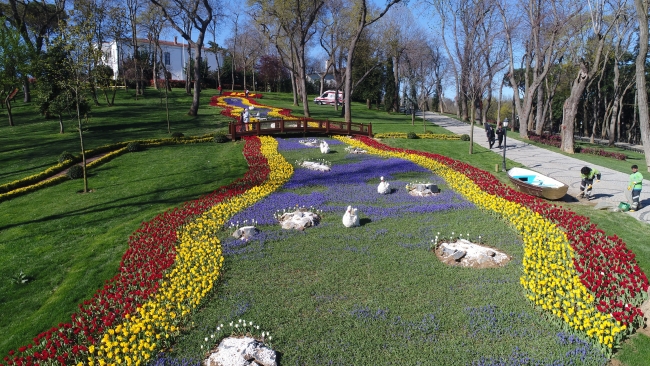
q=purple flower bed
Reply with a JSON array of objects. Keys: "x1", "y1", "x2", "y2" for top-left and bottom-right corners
[
  {"x1": 276, "y1": 137, "x2": 344, "y2": 151},
  {"x1": 226, "y1": 153, "x2": 474, "y2": 227}
]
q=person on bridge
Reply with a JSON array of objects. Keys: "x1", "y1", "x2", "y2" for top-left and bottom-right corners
[
  {"x1": 628, "y1": 164, "x2": 643, "y2": 211},
  {"x1": 240, "y1": 107, "x2": 250, "y2": 132},
  {"x1": 579, "y1": 166, "x2": 601, "y2": 200}
]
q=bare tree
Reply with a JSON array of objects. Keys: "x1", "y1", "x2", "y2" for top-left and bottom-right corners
[
  {"x1": 149, "y1": 0, "x2": 215, "y2": 116},
  {"x1": 340, "y1": 0, "x2": 402, "y2": 123},
  {"x1": 126, "y1": 0, "x2": 143, "y2": 97},
  {"x1": 249, "y1": 0, "x2": 326, "y2": 117},
  {"x1": 604, "y1": 1, "x2": 635, "y2": 145},
  {"x1": 141, "y1": 2, "x2": 169, "y2": 90},
  {"x1": 560, "y1": 0, "x2": 617, "y2": 153},
  {"x1": 498, "y1": 0, "x2": 576, "y2": 140}
]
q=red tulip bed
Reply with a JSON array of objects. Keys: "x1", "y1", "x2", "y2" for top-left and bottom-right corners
[{"x1": 1, "y1": 137, "x2": 271, "y2": 366}]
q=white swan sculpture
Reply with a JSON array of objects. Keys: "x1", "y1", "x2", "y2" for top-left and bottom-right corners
[
  {"x1": 342, "y1": 205, "x2": 360, "y2": 227},
  {"x1": 320, "y1": 140, "x2": 330, "y2": 154},
  {"x1": 377, "y1": 176, "x2": 390, "y2": 194}
]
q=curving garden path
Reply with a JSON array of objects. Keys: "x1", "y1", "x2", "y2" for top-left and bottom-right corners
[{"x1": 422, "y1": 111, "x2": 650, "y2": 224}]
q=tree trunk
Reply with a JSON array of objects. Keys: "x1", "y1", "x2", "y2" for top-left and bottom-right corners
[
  {"x1": 186, "y1": 44, "x2": 192, "y2": 94},
  {"x1": 634, "y1": 0, "x2": 650, "y2": 170},
  {"x1": 469, "y1": 99, "x2": 475, "y2": 154},
  {"x1": 76, "y1": 88, "x2": 88, "y2": 193},
  {"x1": 560, "y1": 64, "x2": 589, "y2": 153},
  {"x1": 5, "y1": 96, "x2": 14, "y2": 126},
  {"x1": 59, "y1": 114, "x2": 64, "y2": 133},
  {"x1": 23, "y1": 78, "x2": 31, "y2": 102}
]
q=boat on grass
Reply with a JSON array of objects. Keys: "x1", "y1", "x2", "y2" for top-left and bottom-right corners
[{"x1": 507, "y1": 167, "x2": 568, "y2": 200}]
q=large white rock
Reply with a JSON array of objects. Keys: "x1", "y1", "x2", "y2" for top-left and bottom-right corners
[
  {"x1": 278, "y1": 210, "x2": 321, "y2": 230},
  {"x1": 232, "y1": 226, "x2": 258, "y2": 240},
  {"x1": 204, "y1": 336, "x2": 277, "y2": 366}
]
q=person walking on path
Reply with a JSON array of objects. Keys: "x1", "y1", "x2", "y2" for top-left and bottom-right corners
[
  {"x1": 487, "y1": 125, "x2": 496, "y2": 149},
  {"x1": 579, "y1": 166, "x2": 601, "y2": 200},
  {"x1": 628, "y1": 164, "x2": 643, "y2": 211},
  {"x1": 496, "y1": 122, "x2": 505, "y2": 148}
]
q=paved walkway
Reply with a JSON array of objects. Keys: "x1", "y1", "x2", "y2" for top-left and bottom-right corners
[{"x1": 421, "y1": 112, "x2": 650, "y2": 224}]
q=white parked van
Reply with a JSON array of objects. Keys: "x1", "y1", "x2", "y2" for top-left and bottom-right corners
[{"x1": 314, "y1": 90, "x2": 344, "y2": 105}]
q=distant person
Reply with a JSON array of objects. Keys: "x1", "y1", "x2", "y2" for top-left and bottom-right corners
[
  {"x1": 240, "y1": 107, "x2": 250, "y2": 132},
  {"x1": 245, "y1": 89, "x2": 249, "y2": 97},
  {"x1": 218, "y1": 85, "x2": 222, "y2": 95},
  {"x1": 496, "y1": 122, "x2": 505, "y2": 148},
  {"x1": 628, "y1": 164, "x2": 643, "y2": 211},
  {"x1": 579, "y1": 166, "x2": 601, "y2": 200},
  {"x1": 487, "y1": 124, "x2": 495, "y2": 149}
]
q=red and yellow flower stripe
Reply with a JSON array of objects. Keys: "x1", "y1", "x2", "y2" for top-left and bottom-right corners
[
  {"x1": 89, "y1": 136, "x2": 292, "y2": 365},
  {"x1": 2, "y1": 136, "x2": 292, "y2": 366},
  {"x1": 336, "y1": 135, "x2": 648, "y2": 355}
]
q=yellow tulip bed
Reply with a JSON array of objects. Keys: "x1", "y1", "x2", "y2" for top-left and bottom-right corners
[
  {"x1": 335, "y1": 135, "x2": 648, "y2": 356},
  {"x1": 373, "y1": 132, "x2": 461, "y2": 140}
]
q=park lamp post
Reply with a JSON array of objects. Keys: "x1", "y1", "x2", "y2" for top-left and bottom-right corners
[{"x1": 502, "y1": 118, "x2": 509, "y2": 172}]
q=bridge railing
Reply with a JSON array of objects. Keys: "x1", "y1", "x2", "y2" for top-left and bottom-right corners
[{"x1": 228, "y1": 118, "x2": 372, "y2": 140}]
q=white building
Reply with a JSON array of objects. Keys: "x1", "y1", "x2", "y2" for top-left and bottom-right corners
[{"x1": 101, "y1": 37, "x2": 222, "y2": 82}]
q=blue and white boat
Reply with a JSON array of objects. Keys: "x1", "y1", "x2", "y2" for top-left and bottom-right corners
[{"x1": 507, "y1": 167, "x2": 568, "y2": 200}]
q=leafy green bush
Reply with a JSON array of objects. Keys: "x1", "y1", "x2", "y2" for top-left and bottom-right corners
[
  {"x1": 127, "y1": 142, "x2": 141, "y2": 152},
  {"x1": 59, "y1": 151, "x2": 75, "y2": 163},
  {"x1": 213, "y1": 132, "x2": 229, "y2": 143},
  {"x1": 67, "y1": 165, "x2": 84, "y2": 179},
  {"x1": 460, "y1": 134, "x2": 470, "y2": 141},
  {"x1": 406, "y1": 131, "x2": 418, "y2": 139},
  {"x1": 171, "y1": 132, "x2": 184, "y2": 139}
]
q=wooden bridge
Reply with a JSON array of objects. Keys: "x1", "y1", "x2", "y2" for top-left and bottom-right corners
[{"x1": 227, "y1": 118, "x2": 372, "y2": 140}]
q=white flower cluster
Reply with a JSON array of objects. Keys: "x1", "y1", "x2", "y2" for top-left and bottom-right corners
[
  {"x1": 200, "y1": 319, "x2": 273, "y2": 350},
  {"x1": 273, "y1": 205, "x2": 323, "y2": 221},
  {"x1": 430, "y1": 231, "x2": 480, "y2": 249},
  {"x1": 227, "y1": 219, "x2": 258, "y2": 233}
]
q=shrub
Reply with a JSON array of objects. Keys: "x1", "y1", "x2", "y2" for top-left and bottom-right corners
[
  {"x1": 460, "y1": 134, "x2": 470, "y2": 141},
  {"x1": 213, "y1": 132, "x2": 229, "y2": 143},
  {"x1": 59, "y1": 151, "x2": 75, "y2": 163},
  {"x1": 406, "y1": 131, "x2": 418, "y2": 139},
  {"x1": 67, "y1": 165, "x2": 84, "y2": 180},
  {"x1": 127, "y1": 142, "x2": 141, "y2": 152},
  {"x1": 171, "y1": 132, "x2": 184, "y2": 139}
]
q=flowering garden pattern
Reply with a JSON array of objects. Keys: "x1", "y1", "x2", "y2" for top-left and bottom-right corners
[
  {"x1": 2, "y1": 136, "x2": 292, "y2": 366},
  {"x1": 335, "y1": 135, "x2": 648, "y2": 356},
  {"x1": 210, "y1": 92, "x2": 298, "y2": 123},
  {"x1": 3, "y1": 95, "x2": 647, "y2": 364}
]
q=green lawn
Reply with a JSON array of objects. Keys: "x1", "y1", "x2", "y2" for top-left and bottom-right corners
[{"x1": 0, "y1": 89, "x2": 648, "y2": 365}]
